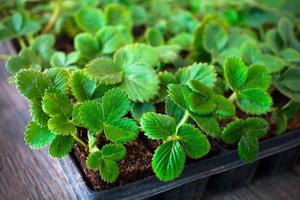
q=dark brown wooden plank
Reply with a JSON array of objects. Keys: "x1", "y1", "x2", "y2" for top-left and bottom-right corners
[{"x1": 0, "y1": 41, "x2": 76, "y2": 200}]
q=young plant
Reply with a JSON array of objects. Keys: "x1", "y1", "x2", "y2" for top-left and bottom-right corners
[
  {"x1": 224, "y1": 57, "x2": 273, "y2": 115},
  {"x1": 221, "y1": 117, "x2": 269, "y2": 163},
  {"x1": 141, "y1": 112, "x2": 210, "y2": 181}
]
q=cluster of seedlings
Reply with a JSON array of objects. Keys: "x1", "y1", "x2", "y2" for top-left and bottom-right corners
[{"x1": 1, "y1": 0, "x2": 300, "y2": 185}]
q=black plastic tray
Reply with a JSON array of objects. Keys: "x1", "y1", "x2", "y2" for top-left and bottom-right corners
[{"x1": 59, "y1": 128, "x2": 300, "y2": 200}]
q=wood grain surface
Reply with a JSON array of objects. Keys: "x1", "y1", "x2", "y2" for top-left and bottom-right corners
[{"x1": 0, "y1": 41, "x2": 299, "y2": 200}]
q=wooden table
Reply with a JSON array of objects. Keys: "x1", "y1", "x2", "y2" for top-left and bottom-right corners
[{"x1": 0, "y1": 41, "x2": 299, "y2": 200}]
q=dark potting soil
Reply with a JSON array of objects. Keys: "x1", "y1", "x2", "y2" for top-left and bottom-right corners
[{"x1": 72, "y1": 139, "x2": 153, "y2": 191}]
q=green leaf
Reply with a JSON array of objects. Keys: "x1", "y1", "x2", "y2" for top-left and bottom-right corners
[
  {"x1": 165, "y1": 98, "x2": 184, "y2": 123},
  {"x1": 190, "y1": 114, "x2": 221, "y2": 138},
  {"x1": 245, "y1": 118, "x2": 269, "y2": 138},
  {"x1": 131, "y1": 103, "x2": 155, "y2": 122},
  {"x1": 187, "y1": 80, "x2": 213, "y2": 98},
  {"x1": 155, "y1": 45, "x2": 180, "y2": 64},
  {"x1": 87, "y1": 151, "x2": 102, "y2": 170},
  {"x1": 104, "y1": 3, "x2": 132, "y2": 28},
  {"x1": 156, "y1": 71, "x2": 177, "y2": 103},
  {"x1": 278, "y1": 17, "x2": 294, "y2": 46},
  {"x1": 213, "y1": 95, "x2": 235, "y2": 119},
  {"x1": 236, "y1": 88, "x2": 272, "y2": 115},
  {"x1": 140, "y1": 112, "x2": 176, "y2": 140},
  {"x1": 79, "y1": 100, "x2": 104, "y2": 133},
  {"x1": 168, "y1": 32, "x2": 193, "y2": 50},
  {"x1": 222, "y1": 120, "x2": 245, "y2": 144},
  {"x1": 96, "y1": 26, "x2": 128, "y2": 54},
  {"x1": 70, "y1": 71, "x2": 96, "y2": 102},
  {"x1": 104, "y1": 118, "x2": 138, "y2": 143},
  {"x1": 177, "y1": 124, "x2": 210, "y2": 159},
  {"x1": 187, "y1": 93, "x2": 216, "y2": 115},
  {"x1": 48, "y1": 115, "x2": 77, "y2": 136},
  {"x1": 74, "y1": 33, "x2": 100, "y2": 60},
  {"x1": 238, "y1": 134, "x2": 258, "y2": 163},
  {"x1": 91, "y1": 84, "x2": 115, "y2": 99},
  {"x1": 101, "y1": 88, "x2": 131, "y2": 122},
  {"x1": 16, "y1": 69, "x2": 50, "y2": 100},
  {"x1": 25, "y1": 121, "x2": 56, "y2": 149},
  {"x1": 75, "y1": 7, "x2": 105, "y2": 34},
  {"x1": 203, "y1": 23, "x2": 228, "y2": 53},
  {"x1": 254, "y1": 54, "x2": 286, "y2": 73},
  {"x1": 243, "y1": 64, "x2": 271, "y2": 90},
  {"x1": 279, "y1": 48, "x2": 300, "y2": 63},
  {"x1": 31, "y1": 34, "x2": 55, "y2": 68},
  {"x1": 42, "y1": 90, "x2": 72, "y2": 117},
  {"x1": 224, "y1": 57, "x2": 248, "y2": 91},
  {"x1": 30, "y1": 100, "x2": 49, "y2": 127},
  {"x1": 50, "y1": 51, "x2": 79, "y2": 68},
  {"x1": 102, "y1": 143, "x2": 126, "y2": 161},
  {"x1": 44, "y1": 68, "x2": 70, "y2": 95},
  {"x1": 119, "y1": 63, "x2": 159, "y2": 102},
  {"x1": 177, "y1": 63, "x2": 217, "y2": 88},
  {"x1": 272, "y1": 111, "x2": 288, "y2": 135},
  {"x1": 168, "y1": 84, "x2": 193, "y2": 110},
  {"x1": 99, "y1": 158, "x2": 119, "y2": 183},
  {"x1": 146, "y1": 27, "x2": 164, "y2": 46},
  {"x1": 49, "y1": 135, "x2": 74, "y2": 158},
  {"x1": 85, "y1": 57, "x2": 123, "y2": 84},
  {"x1": 114, "y1": 43, "x2": 159, "y2": 68},
  {"x1": 278, "y1": 67, "x2": 300, "y2": 92},
  {"x1": 152, "y1": 140, "x2": 186, "y2": 181}
]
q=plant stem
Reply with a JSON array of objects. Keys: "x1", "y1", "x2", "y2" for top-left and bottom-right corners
[
  {"x1": 175, "y1": 111, "x2": 189, "y2": 134},
  {"x1": 42, "y1": 0, "x2": 61, "y2": 34},
  {"x1": 26, "y1": 35, "x2": 34, "y2": 45},
  {"x1": 17, "y1": 37, "x2": 27, "y2": 49},
  {"x1": 72, "y1": 133, "x2": 89, "y2": 151},
  {"x1": 0, "y1": 54, "x2": 12, "y2": 60},
  {"x1": 228, "y1": 92, "x2": 236, "y2": 102}
]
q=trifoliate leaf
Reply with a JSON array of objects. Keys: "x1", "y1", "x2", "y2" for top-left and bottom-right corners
[
  {"x1": 104, "y1": 118, "x2": 138, "y2": 143},
  {"x1": 213, "y1": 95, "x2": 235, "y2": 119},
  {"x1": 279, "y1": 48, "x2": 300, "y2": 63},
  {"x1": 114, "y1": 43, "x2": 159, "y2": 68},
  {"x1": 75, "y1": 7, "x2": 105, "y2": 34},
  {"x1": 99, "y1": 158, "x2": 119, "y2": 183},
  {"x1": 101, "y1": 88, "x2": 131, "y2": 122},
  {"x1": 203, "y1": 23, "x2": 228, "y2": 53},
  {"x1": 177, "y1": 124, "x2": 210, "y2": 159},
  {"x1": 42, "y1": 90, "x2": 72, "y2": 117},
  {"x1": 245, "y1": 118, "x2": 269, "y2": 138},
  {"x1": 49, "y1": 135, "x2": 74, "y2": 158},
  {"x1": 105, "y1": 3, "x2": 132, "y2": 28},
  {"x1": 255, "y1": 54, "x2": 286, "y2": 73},
  {"x1": 236, "y1": 88, "x2": 272, "y2": 115},
  {"x1": 74, "y1": 33, "x2": 100, "y2": 60},
  {"x1": 96, "y1": 26, "x2": 127, "y2": 54},
  {"x1": 30, "y1": 100, "x2": 49, "y2": 127},
  {"x1": 140, "y1": 112, "x2": 176, "y2": 140},
  {"x1": 243, "y1": 64, "x2": 271, "y2": 90},
  {"x1": 79, "y1": 101, "x2": 104, "y2": 133},
  {"x1": 25, "y1": 121, "x2": 56, "y2": 149},
  {"x1": 146, "y1": 27, "x2": 164, "y2": 47},
  {"x1": 119, "y1": 63, "x2": 159, "y2": 102},
  {"x1": 221, "y1": 120, "x2": 245, "y2": 144},
  {"x1": 16, "y1": 69, "x2": 51, "y2": 100},
  {"x1": 44, "y1": 68, "x2": 70, "y2": 95},
  {"x1": 238, "y1": 134, "x2": 258, "y2": 163},
  {"x1": 48, "y1": 115, "x2": 76, "y2": 136},
  {"x1": 85, "y1": 57, "x2": 123, "y2": 84},
  {"x1": 70, "y1": 71, "x2": 96, "y2": 102},
  {"x1": 224, "y1": 57, "x2": 248, "y2": 91},
  {"x1": 102, "y1": 143, "x2": 126, "y2": 161},
  {"x1": 152, "y1": 140, "x2": 186, "y2": 181},
  {"x1": 86, "y1": 151, "x2": 102, "y2": 170},
  {"x1": 50, "y1": 51, "x2": 79, "y2": 68},
  {"x1": 190, "y1": 114, "x2": 221, "y2": 138},
  {"x1": 177, "y1": 63, "x2": 217, "y2": 88},
  {"x1": 131, "y1": 103, "x2": 155, "y2": 122}
]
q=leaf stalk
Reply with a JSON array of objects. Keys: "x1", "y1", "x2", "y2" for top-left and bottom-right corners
[
  {"x1": 42, "y1": 0, "x2": 62, "y2": 34},
  {"x1": 175, "y1": 111, "x2": 189, "y2": 134},
  {"x1": 72, "y1": 133, "x2": 89, "y2": 151}
]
